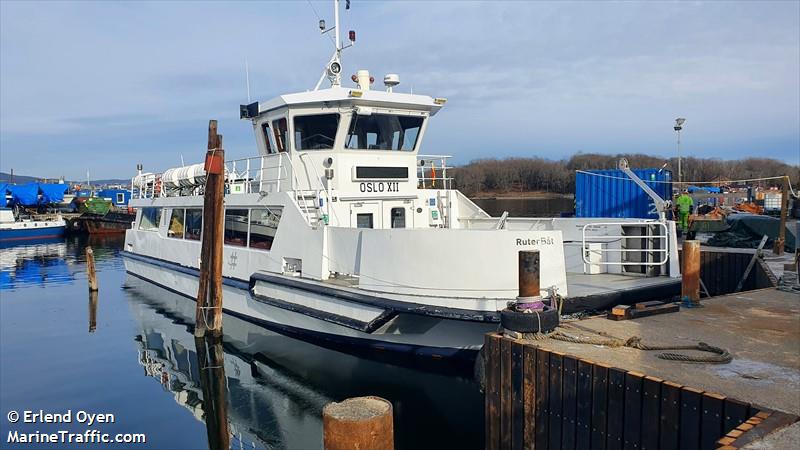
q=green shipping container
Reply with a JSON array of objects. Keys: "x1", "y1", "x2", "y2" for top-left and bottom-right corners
[{"x1": 79, "y1": 197, "x2": 112, "y2": 215}]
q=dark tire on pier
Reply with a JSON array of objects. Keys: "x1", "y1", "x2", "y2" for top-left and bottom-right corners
[{"x1": 500, "y1": 306, "x2": 559, "y2": 333}]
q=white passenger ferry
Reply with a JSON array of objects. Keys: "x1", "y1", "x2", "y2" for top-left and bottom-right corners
[{"x1": 123, "y1": 0, "x2": 680, "y2": 360}]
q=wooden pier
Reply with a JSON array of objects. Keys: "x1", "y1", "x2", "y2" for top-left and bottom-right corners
[{"x1": 485, "y1": 288, "x2": 800, "y2": 449}]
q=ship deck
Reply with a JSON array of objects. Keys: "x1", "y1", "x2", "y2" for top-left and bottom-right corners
[{"x1": 564, "y1": 273, "x2": 681, "y2": 313}]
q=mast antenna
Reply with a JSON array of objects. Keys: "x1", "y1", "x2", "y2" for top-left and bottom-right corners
[
  {"x1": 313, "y1": 0, "x2": 355, "y2": 90},
  {"x1": 245, "y1": 57, "x2": 252, "y2": 102}
]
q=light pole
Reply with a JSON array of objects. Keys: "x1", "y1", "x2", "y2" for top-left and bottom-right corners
[{"x1": 674, "y1": 118, "x2": 686, "y2": 188}]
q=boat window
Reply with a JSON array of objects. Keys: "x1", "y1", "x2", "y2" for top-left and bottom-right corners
[
  {"x1": 356, "y1": 213, "x2": 373, "y2": 229},
  {"x1": 346, "y1": 114, "x2": 423, "y2": 151},
  {"x1": 139, "y1": 207, "x2": 161, "y2": 231},
  {"x1": 249, "y1": 207, "x2": 282, "y2": 251},
  {"x1": 272, "y1": 118, "x2": 288, "y2": 153},
  {"x1": 116, "y1": 193, "x2": 124, "y2": 204},
  {"x1": 390, "y1": 208, "x2": 405, "y2": 228},
  {"x1": 261, "y1": 123, "x2": 275, "y2": 154},
  {"x1": 185, "y1": 208, "x2": 202, "y2": 240},
  {"x1": 168, "y1": 208, "x2": 185, "y2": 238},
  {"x1": 224, "y1": 209, "x2": 249, "y2": 247},
  {"x1": 294, "y1": 114, "x2": 339, "y2": 150}
]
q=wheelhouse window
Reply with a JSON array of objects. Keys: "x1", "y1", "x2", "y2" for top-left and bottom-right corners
[
  {"x1": 272, "y1": 118, "x2": 288, "y2": 153},
  {"x1": 224, "y1": 209, "x2": 249, "y2": 247},
  {"x1": 294, "y1": 114, "x2": 339, "y2": 150},
  {"x1": 116, "y1": 193, "x2": 125, "y2": 204},
  {"x1": 356, "y1": 213, "x2": 373, "y2": 229},
  {"x1": 168, "y1": 208, "x2": 185, "y2": 238},
  {"x1": 138, "y1": 207, "x2": 161, "y2": 231},
  {"x1": 185, "y1": 208, "x2": 202, "y2": 240},
  {"x1": 261, "y1": 123, "x2": 275, "y2": 154},
  {"x1": 345, "y1": 114, "x2": 423, "y2": 151},
  {"x1": 390, "y1": 208, "x2": 406, "y2": 228},
  {"x1": 249, "y1": 207, "x2": 282, "y2": 250}
]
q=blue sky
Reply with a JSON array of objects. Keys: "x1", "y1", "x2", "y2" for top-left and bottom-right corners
[{"x1": 1, "y1": 0, "x2": 798, "y2": 180}]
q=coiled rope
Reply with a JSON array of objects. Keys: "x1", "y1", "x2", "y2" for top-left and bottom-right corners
[{"x1": 548, "y1": 328, "x2": 732, "y2": 364}]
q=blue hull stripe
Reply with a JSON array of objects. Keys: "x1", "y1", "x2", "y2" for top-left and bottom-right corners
[{"x1": 0, "y1": 225, "x2": 65, "y2": 242}]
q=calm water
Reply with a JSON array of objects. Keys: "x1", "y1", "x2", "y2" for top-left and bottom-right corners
[
  {"x1": 472, "y1": 196, "x2": 574, "y2": 217},
  {"x1": 0, "y1": 236, "x2": 483, "y2": 449}
]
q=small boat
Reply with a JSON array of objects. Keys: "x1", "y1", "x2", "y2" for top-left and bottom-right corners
[
  {"x1": 0, "y1": 208, "x2": 66, "y2": 243},
  {"x1": 79, "y1": 210, "x2": 136, "y2": 234}
]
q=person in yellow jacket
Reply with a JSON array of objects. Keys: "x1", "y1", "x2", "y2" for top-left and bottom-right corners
[{"x1": 676, "y1": 190, "x2": 694, "y2": 232}]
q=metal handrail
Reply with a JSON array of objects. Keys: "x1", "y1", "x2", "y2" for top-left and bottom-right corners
[{"x1": 581, "y1": 221, "x2": 669, "y2": 267}]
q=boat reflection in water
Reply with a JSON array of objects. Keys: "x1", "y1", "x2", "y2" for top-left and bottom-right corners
[
  {"x1": 0, "y1": 235, "x2": 124, "y2": 291},
  {"x1": 0, "y1": 240, "x2": 72, "y2": 289},
  {"x1": 124, "y1": 275, "x2": 484, "y2": 450}
]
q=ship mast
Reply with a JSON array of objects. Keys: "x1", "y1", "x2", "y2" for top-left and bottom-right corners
[{"x1": 314, "y1": 0, "x2": 354, "y2": 90}]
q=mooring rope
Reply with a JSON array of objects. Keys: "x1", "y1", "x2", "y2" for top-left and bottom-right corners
[{"x1": 548, "y1": 328, "x2": 732, "y2": 364}]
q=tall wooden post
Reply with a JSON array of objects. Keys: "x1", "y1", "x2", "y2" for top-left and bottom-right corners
[
  {"x1": 323, "y1": 396, "x2": 394, "y2": 450},
  {"x1": 86, "y1": 246, "x2": 98, "y2": 292},
  {"x1": 88, "y1": 291, "x2": 98, "y2": 333},
  {"x1": 682, "y1": 240, "x2": 701, "y2": 305},
  {"x1": 195, "y1": 335, "x2": 230, "y2": 450},
  {"x1": 773, "y1": 176, "x2": 789, "y2": 255},
  {"x1": 196, "y1": 120, "x2": 225, "y2": 337}
]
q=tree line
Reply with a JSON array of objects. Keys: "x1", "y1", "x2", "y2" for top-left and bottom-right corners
[{"x1": 452, "y1": 153, "x2": 800, "y2": 196}]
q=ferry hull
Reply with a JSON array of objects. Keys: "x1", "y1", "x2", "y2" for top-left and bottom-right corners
[{"x1": 122, "y1": 253, "x2": 495, "y2": 362}]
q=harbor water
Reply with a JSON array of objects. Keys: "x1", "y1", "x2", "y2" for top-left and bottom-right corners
[{"x1": 0, "y1": 236, "x2": 483, "y2": 449}]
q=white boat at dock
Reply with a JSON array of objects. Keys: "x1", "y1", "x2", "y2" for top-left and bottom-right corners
[{"x1": 123, "y1": 0, "x2": 681, "y2": 360}]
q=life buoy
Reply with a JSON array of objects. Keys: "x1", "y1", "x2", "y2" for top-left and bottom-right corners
[{"x1": 127, "y1": 206, "x2": 134, "y2": 214}]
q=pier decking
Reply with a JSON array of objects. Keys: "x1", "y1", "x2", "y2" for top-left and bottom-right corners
[{"x1": 485, "y1": 287, "x2": 800, "y2": 449}]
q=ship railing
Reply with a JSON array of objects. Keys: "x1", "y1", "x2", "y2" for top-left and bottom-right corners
[
  {"x1": 581, "y1": 221, "x2": 670, "y2": 271},
  {"x1": 131, "y1": 154, "x2": 298, "y2": 200},
  {"x1": 225, "y1": 154, "x2": 294, "y2": 194},
  {"x1": 417, "y1": 154, "x2": 454, "y2": 190}
]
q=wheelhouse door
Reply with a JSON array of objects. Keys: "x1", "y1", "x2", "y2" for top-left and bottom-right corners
[{"x1": 383, "y1": 200, "x2": 414, "y2": 229}]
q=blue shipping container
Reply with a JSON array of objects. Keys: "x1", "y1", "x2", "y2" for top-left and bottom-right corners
[
  {"x1": 575, "y1": 168, "x2": 673, "y2": 219},
  {"x1": 97, "y1": 189, "x2": 131, "y2": 207}
]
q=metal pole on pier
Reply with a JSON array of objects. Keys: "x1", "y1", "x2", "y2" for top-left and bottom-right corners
[
  {"x1": 86, "y1": 246, "x2": 98, "y2": 292},
  {"x1": 195, "y1": 120, "x2": 225, "y2": 337},
  {"x1": 682, "y1": 240, "x2": 701, "y2": 306},
  {"x1": 517, "y1": 250, "x2": 541, "y2": 299},
  {"x1": 323, "y1": 396, "x2": 394, "y2": 450},
  {"x1": 773, "y1": 175, "x2": 789, "y2": 255}
]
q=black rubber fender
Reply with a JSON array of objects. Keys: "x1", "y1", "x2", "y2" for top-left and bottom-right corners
[{"x1": 500, "y1": 306, "x2": 559, "y2": 333}]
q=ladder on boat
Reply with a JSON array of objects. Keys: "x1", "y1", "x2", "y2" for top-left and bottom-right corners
[{"x1": 295, "y1": 191, "x2": 323, "y2": 227}]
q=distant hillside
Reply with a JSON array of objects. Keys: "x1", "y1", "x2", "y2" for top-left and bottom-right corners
[{"x1": 0, "y1": 172, "x2": 129, "y2": 186}]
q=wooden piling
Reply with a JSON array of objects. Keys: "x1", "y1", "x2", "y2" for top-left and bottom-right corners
[
  {"x1": 194, "y1": 335, "x2": 230, "y2": 450},
  {"x1": 681, "y1": 240, "x2": 700, "y2": 304},
  {"x1": 86, "y1": 246, "x2": 98, "y2": 292},
  {"x1": 88, "y1": 290, "x2": 98, "y2": 333},
  {"x1": 195, "y1": 120, "x2": 225, "y2": 338},
  {"x1": 323, "y1": 396, "x2": 394, "y2": 450},
  {"x1": 773, "y1": 176, "x2": 789, "y2": 255},
  {"x1": 518, "y1": 250, "x2": 541, "y2": 298}
]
